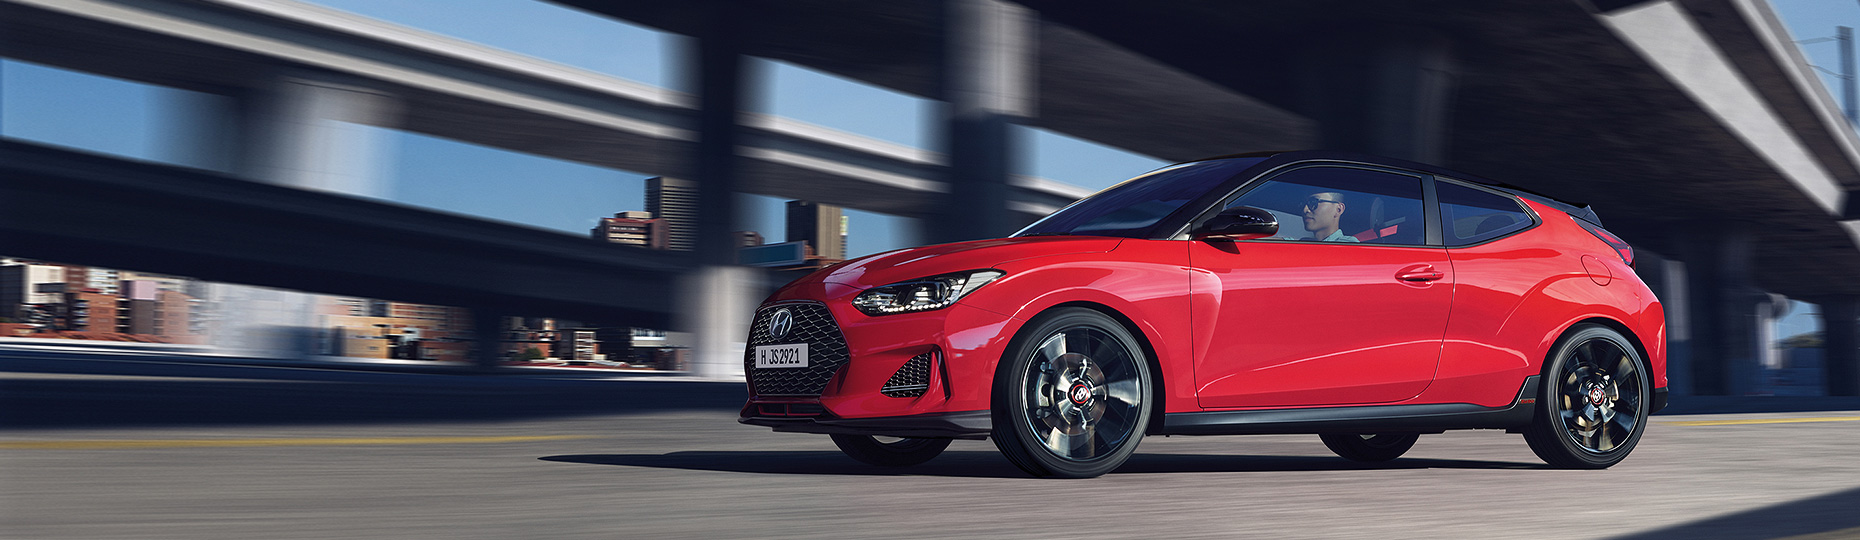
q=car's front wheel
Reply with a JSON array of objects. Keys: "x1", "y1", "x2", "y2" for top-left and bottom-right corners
[
  {"x1": 1522, "y1": 324, "x2": 1650, "y2": 469},
  {"x1": 830, "y1": 435, "x2": 951, "y2": 467},
  {"x1": 992, "y1": 308, "x2": 1153, "y2": 478},
  {"x1": 1319, "y1": 433, "x2": 1420, "y2": 462}
]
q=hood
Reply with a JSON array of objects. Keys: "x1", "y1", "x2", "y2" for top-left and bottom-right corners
[{"x1": 809, "y1": 236, "x2": 1121, "y2": 290}]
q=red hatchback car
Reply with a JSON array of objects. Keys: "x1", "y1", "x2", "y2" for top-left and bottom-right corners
[{"x1": 741, "y1": 151, "x2": 1668, "y2": 478}]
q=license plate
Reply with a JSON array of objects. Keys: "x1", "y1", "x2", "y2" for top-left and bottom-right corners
[{"x1": 754, "y1": 343, "x2": 809, "y2": 368}]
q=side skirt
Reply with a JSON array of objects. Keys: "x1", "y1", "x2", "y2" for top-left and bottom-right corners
[{"x1": 1158, "y1": 376, "x2": 1540, "y2": 435}]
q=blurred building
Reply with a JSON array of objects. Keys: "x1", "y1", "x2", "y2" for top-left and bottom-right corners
[
  {"x1": 319, "y1": 296, "x2": 372, "y2": 317},
  {"x1": 785, "y1": 200, "x2": 847, "y2": 260},
  {"x1": 152, "y1": 289, "x2": 202, "y2": 343},
  {"x1": 322, "y1": 310, "x2": 467, "y2": 361},
  {"x1": 734, "y1": 230, "x2": 765, "y2": 248},
  {"x1": 58, "y1": 291, "x2": 118, "y2": 332},
  {"x1": 120, "y1": 280, "x2": 160, "y2": 335},
  {"x1": 556, "y1": 328, "x2": 599, "y2": 362},
  {"x1": 503, "y1": 316, "x2": 559, "y2": 359},
  {"x1": 591, "y1": 211, "x2": 669, "y2": 249},
  {"x1": 375, "y1": 301, "x2": 471, "y2": 335},
  {"x1": 55, "y1": 264, "x2": 119, "y2": 296},
  {"x1": 120, "y1": 271, "x2": 191, "y2": 293},
  {"x1": 324, "y1": 315, "x2": 399, "y2": 358},
  {"x1": 0, "y1": 263, "x2": 66, "y2": 321},
  {"x1": 646, "y1": 177, "x2": 698, "y2": 251},
  {"x1": 594, "y1": 326, "x2": 669, "y2": 364}
]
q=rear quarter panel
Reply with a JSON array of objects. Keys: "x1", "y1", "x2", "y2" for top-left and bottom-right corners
[{"x1": 1418, "y1": 202, "x2": 1665, "y2": 407}]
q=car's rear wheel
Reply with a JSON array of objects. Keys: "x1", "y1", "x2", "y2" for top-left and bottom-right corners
[
  {"x1": 1319, "y1": 433, "x2": 1420, "y2": 462},
  {"x1": 830, "y1": 434, "x2": 951, "y2": 467},
  {"x1": 992, "y1": 308, "x2": 1152, "y2": 479},
  {"x1": 1523, "y1": 324, "x2": 1650, "y2": 469}
]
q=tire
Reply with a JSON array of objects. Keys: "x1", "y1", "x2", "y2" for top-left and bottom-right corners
[
  {"x1": 1522, "y1": 324, "x2": 1651, "y2": 469},
  {"x1": 992, "y1": 308, "x2": 1153, "y2": 478},
  {"x1": 830, "y1": 434, "x2": 951, "y2": 467},
  {"x1": 1320, "y1": 433, "x2": 1420, "y2": 462}
]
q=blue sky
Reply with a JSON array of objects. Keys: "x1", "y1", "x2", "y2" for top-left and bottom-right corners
[{"x1": 0, "y1": 0, "x2": 1848, "y2": 335}]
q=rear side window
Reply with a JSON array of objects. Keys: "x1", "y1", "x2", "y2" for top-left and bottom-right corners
[{"x1": 1437, "y1": 181, "x2": 1533, "y2": 246}]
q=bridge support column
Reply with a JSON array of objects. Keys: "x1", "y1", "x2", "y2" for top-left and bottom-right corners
[
  {"x1": 235, "y1": 74, "x2": 400, "y2": 197},
  {"x1": 1291, "y1": 26, "x2": 1457, "y2": 165},
  {"x1": 1632, "y1": 249, "x2": 1691, "y2": 395},
  {"x1": 924, "y1": 0, "x2": 1036, "y2": 244},
  {"x1": 1674, "y1": 223, "x2": 1765, "y2": 395},
  {"x1": 1821, "y1": 296, "x2": 1860, "y2": 396},
  {"x1": 470, "y1": 310, "x2": 506, "y2": 372},
  {"x1": 680, "y1": 1, "x2": 759, "y2": 380}
]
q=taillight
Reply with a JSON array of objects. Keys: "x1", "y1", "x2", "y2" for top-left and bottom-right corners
[{"x1": 1575, "y1": 219, "x2": 1633, "y2": 267}]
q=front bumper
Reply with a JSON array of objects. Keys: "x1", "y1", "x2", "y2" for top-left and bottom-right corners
[
  {"x1": 739, "y1": 283, "x2": 1020, "y2": 430},
  {"x1": 739, "y1": 410, "x2": 993, "y2": 439}
]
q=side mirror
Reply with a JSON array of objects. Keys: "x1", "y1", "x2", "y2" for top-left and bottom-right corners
[{"x1": 1192, "y1": 206, "x2": 1278, "y2": 241}]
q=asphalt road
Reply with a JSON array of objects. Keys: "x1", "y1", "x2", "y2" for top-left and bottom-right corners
[{"x1": 3, "y1": 352, "x2": 1858, "y2": 539}]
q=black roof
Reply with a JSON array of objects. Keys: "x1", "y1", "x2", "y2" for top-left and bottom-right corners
[{"x1": 1182, "y1": 150, "x2": 1606, "y2": 227}]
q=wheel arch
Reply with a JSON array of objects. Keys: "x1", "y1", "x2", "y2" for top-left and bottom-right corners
[{"x1": 1558, "y1": 316, "x2": 1655, "y2": 378}]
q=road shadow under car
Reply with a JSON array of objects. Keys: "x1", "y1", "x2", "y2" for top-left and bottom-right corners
[{"x1": 539, "y1": 450, "x2": 1543, "y2": 478}]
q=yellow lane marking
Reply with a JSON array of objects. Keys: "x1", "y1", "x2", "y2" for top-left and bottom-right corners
[
  {"x1": 1769, "y1": 526, "x2": 1860, "y2": 540},
  {"x1": 1662, "y1": 416, "x2": 1860, "y2": 427},
  {"x1": 0, "y1": 435, "x2": 595, "y2": 450}
]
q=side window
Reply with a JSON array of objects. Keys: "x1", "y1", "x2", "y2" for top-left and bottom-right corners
[
  {"x1": 1218, "y1": 166, "x2": 1428, "y2": 246},
  {"x1": 1437, "y1": 181, "x2": 1533, "y2": 246}
]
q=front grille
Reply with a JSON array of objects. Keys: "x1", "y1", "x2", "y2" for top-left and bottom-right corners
[
  {"x1": 745, "y1": 302, "x2": 850, "y2": 396},
  {"x1": 881, "y1": 351, "x2": 934, "y2": 398}
]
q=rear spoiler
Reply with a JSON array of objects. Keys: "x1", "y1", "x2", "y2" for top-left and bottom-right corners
[{"x1": 1486, "y1": 183, "x2": 1604, "y2": 227}]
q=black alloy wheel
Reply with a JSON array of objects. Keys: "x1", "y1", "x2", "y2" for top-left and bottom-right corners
[
  {"x1": 830, "y1": 434, "x2": 952, "y2": 467},
  {"x1": 992, "y1": 308, "x2": 1153, "y2": 479},
  {"x1": 1320, "y1": 433, "x2": 1420, "y2": 462},
  {"x1": 1523, "y1": 324, "x2": 1650, "y2": 469}
]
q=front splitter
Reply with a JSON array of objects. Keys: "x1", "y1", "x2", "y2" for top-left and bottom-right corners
[{"x1": 740, "y1": 410, "x2": 992, "y2": 440}]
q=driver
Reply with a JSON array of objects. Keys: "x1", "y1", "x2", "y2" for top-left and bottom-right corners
[{"x1": 1303, "y1": 191, "x2": 1360, "y2": 242}]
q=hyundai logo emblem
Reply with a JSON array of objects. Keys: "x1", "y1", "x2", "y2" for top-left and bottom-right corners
[{"x1": 768, "y1": 308, "x2": 794, "y2": 340}]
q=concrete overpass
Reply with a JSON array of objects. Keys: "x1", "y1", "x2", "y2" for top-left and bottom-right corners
[
  {"x1": 2, "y1": 0, "x2": 1857, "y2": 393},
  {"x1": 0, "y1": 0, "x2": 1090, "y2": 219},
  {"x1": 0, "y1": 0, "x2": 1091, "y2": 376}
]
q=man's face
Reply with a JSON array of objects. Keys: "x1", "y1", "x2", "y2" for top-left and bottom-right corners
[{"x1": 1303, "y1": 193, "x2": 1345, "y2": 233}]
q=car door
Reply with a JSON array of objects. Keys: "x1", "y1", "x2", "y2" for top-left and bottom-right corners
[{"x1": 1188, "y1": 165, "x2": 1452, "y2": 408}]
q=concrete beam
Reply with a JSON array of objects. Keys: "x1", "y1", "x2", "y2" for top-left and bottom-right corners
[
  {"x1": 1600, "y1": 0, "x2": 1846, "y2": 215},
  {"x1": 0, "y1": 140, "x2": 685, "y2": 328}
]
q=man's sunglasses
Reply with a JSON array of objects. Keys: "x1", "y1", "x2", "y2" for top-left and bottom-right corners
[{"x1": 1304, "y1": 197, "x2": 1343, "y2": 209}]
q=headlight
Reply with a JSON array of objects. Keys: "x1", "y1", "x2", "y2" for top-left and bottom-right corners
[{"x1": 850, "y1": 270, "x2": 1004, "y2": 316}]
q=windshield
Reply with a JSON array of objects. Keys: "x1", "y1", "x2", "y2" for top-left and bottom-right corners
[{"x1": 1012, "y1": 158, "x2": 1265, "y2": 238}]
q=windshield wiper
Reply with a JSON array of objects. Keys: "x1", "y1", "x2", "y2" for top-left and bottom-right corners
[{"x1": 1019, "y1": 232, "x2": 1074, "y2": 237}]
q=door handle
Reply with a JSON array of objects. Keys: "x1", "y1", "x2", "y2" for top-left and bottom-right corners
[{"x1": 1397, "y1": 267, "x2": 1444, "y2": 282}]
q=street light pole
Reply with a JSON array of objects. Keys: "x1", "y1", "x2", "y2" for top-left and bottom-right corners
[{"x1": 1842, "y1": 26, "x2": 1856, "y2": 126}]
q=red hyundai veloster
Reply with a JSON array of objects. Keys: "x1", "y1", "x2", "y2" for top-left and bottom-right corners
[{"x1": 741, "y1": 151, "x2": 1667, "y2": 478}]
